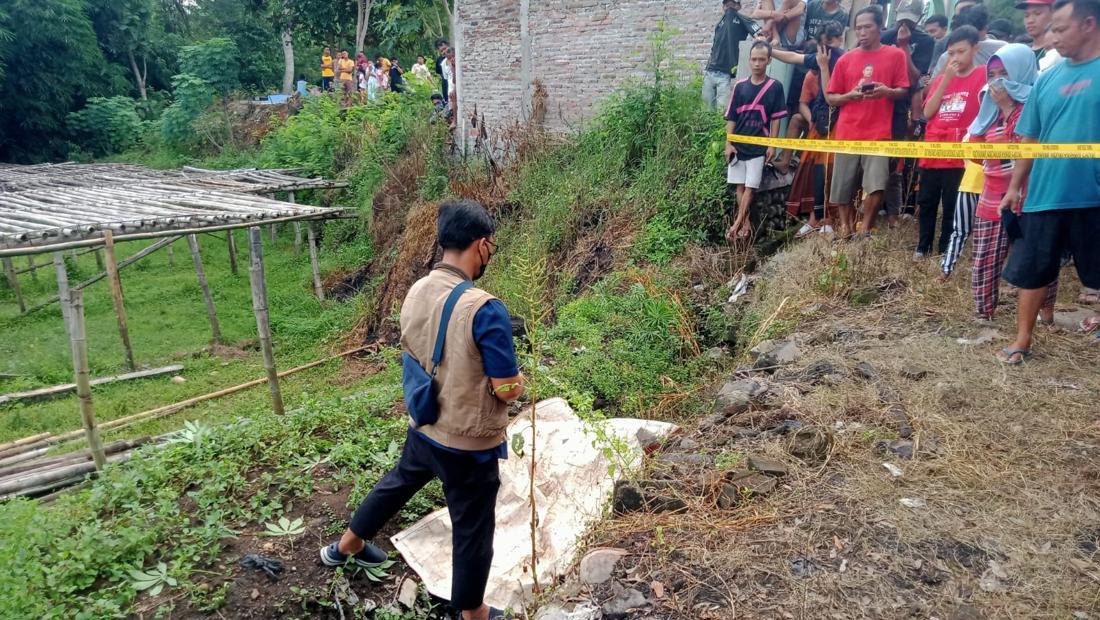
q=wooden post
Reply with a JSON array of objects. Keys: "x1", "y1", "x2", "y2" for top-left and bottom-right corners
[
  {"x1": 288, "y1": 192, "x2": 302, "y2": 254},
  {"x1": 93, "y1": 249, "x2": 104, "y2": 271},
  {"x1": 166, "y1": 241, "x2": 175, "y2": 267},
  {"x1": 26, "y1": 255, "x2": 38, "y2": 283},
  {"x1": 2, "y1": 257, "x2": 24, "y2": 313},
  {"x1": 187, "y1": 234, "x2": 222, "y2": 343},
  {"x1": 66, "y1": 289, "x2": 107, "y2": 470},
  {"x1": 102, "y1": 231, "x2": 136, "y2": 372},
  {"x1": 247, "y1": 227, "x2": 285, "y2": 415},
  {"x1": 307, "y1": 222, "x2": 325, "y2": 301},
  {"x1": 53, "y1": 253, "x2": 72, "y2": 333},
  {"x1": 226, "y1": 230, "x2": 239, "y2": 276}
]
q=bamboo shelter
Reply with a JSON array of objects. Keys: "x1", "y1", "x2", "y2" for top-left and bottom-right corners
[{"x1": 0, "y1": 163, "x2": 348, "y2": 484}]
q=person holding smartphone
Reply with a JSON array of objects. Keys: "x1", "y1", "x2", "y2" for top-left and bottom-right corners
[{"x1": 824, "y1": 5, "x2": 910, "y2": 238}]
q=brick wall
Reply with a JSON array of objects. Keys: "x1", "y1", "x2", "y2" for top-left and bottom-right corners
[{"x1": 457, "y1": 0, "x2": 764, "y2": 142}]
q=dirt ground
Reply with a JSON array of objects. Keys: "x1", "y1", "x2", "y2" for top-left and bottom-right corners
[
  {"x1": 134, "y1": 228, "x2": 1100, "y2": 619},
  {"x1": 552, "y1": 229, "x2": 1100, "y2": 619}
]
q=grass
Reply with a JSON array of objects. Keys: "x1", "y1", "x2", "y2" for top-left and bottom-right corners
[{"x1": 0, "y1": 224, "x2": 372, "y2": 444}]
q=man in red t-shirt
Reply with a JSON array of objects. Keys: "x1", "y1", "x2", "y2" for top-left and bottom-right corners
[
  {"x1": 916, "y1": 25, "x2": 986, "y2": 257},
  {"x1": 825, "y1": 5, "x2": 910, "y2": 237}
]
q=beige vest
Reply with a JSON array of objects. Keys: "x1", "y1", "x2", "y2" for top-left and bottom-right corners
[{"x1": 400, "y1": 264, "x2": 510, "y2": 451}]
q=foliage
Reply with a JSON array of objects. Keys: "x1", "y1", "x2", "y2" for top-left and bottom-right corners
[
  {"x1": 261, "y1": 516, "x2": 306, "y2": 537},
  {"x1": 179, "y1": 37, "x2": 241, "y2": 95},
  {"x1": 0, "y1": 387, "x2": 412, "y2": 617},
  {"x1": 67, "y1": 97, "x2": 145, "y2": 157},
  {"x1": 158, "y1": 74, "x2": 216, "y2": 146},
  {"x1": 0, "y1": 0, "x2": 123, "y2": 162}
]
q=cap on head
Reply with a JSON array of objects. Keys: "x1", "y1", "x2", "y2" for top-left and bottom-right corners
[
  {"x1": 1014, "y1": 0, "x2": 1052, "y2": 8},
  {"x1": 895, "y1": 0, "x2": 925, "y2": 23}
]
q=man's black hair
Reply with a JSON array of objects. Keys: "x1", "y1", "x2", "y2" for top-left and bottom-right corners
[
  {"x1": 988, "y1": 17, "x2": 1015, "y2": 39},
  {"x1": 431, "y1": 93, "x2": 444, "y2": 102},
  {"x1": 437, "y1": 200, "x2": 496, "y2": 250},
  {"x1": 946, "y1": 24, "x2": 981, "y2": 46},
  {"x1": 750, "y1": 39, "x2": 773, "y2": 54},
  {"x1": 954, "y1": 4, "x2": 990, "y2": 31},
  {"x1": 298, "y1": 74, "x2": 306, "y2": 81},
  {"x1": 856, "y1": 4, "x2": 885, "y2": 27},
  {"x1": 1053, "y1": 0, "x2": 1100, "y2": 21},
  {"x1": 435, "y1": 38, "x2": 449, "y2": 48},
  {"x1": 926, "y1": 14, "x2": 949, "y2": 29},
  {"x1": 817, "y1": 20, "x2": 845, "y2": 42}
]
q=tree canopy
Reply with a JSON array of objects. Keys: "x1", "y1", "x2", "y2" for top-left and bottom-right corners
[{"x1": 0, "y1": 0, "x2": 450, "y2": 163}]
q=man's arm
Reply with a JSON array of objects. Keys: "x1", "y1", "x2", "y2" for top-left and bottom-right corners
[
  {"x1": 473, "y1": 300, "x2": 527, "y2": 403},
  {"x1": 725, "y1": 119, "x2": 737, "y2": 161},
  {"x1": 490, "y1": 374, "x2": 525, "y2": 403},
  {"x1": 771, "y1": 47, "x2": 809, "y2": 66}
]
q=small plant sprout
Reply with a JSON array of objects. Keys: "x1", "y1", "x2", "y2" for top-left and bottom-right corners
[
  {"x1": 167, "y1": 420, "x2": 211, "y2": 447},
  {"x1": 128, "y1": 562, "x2": 177, "y2": 596},
  {"x1": 261, "y1": 516, "x2": 306, "y2": 538},
  {"x1": 362, "y1": 558, "x2": 397, "y2": 582}
]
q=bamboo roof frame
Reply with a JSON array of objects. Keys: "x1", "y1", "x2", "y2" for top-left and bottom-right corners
[{"x1": 0, "y1": 164, "x2": 349, "y2": 257}]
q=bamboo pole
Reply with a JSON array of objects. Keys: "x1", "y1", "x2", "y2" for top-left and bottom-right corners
[
  {"x1": 94, "y1": 249, "x2": 104, "y2": 270},
  {"x1": 0, "y1": 364, "x2": 184, "y2": 407},
  {"x1": 2, "y1": 257, "x2": 24, "y2": 313},
  {"x1": 167, "y1": 242, "x2": 175, "y2": 267},
  {"x1": 226, "y1": 230, "x2": 239, "y2": 276},
  {"x1": 66, "y1": 289, "x2": 107, "y2": 470},
  {"x1": 307, "y1": 222, "x2": 324, "y2": 301},
  {"x1": 26, "y1": 255, "x2": 38, "y2": 282},
  {"x1": 3, "y1": 346, "x2": 367, "y2": 453},
  {"x1": 187, "y1": 234, "x2": 222, "y2": 343},
  {"x1": 288, "y1": 192, "x2": 302, "y2": 254},
  {"x1": 23, "y1": 236, "x2": 178, "y2": 315},
  {"x1": 248, "y1": 227, "x2": 284, "y2": 415},
  {"x1": 267, "y1": 194, "x2": 277, "y2": 243},
  {"x1": 102, "y1": 231, "x2": 135, "y2": 371},
  {"x1": 53, "y1": 253, "x2": 72, "y2": 334}
]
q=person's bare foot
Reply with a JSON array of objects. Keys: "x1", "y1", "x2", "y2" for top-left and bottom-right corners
[{"x1": 936, "y1": 272, "x2": 950, "y2": 284}]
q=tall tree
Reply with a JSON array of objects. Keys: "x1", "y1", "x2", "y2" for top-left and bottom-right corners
[
  {"x1": 87, "y1": 0, "x2": 157, "y2": 99},
  {"x1": 0, "y1": 0, "x2": 121, "y2": 162}
]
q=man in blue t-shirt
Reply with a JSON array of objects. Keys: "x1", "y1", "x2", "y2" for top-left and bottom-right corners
[{"x1": 998, "y1": 0, "x2": 1100, "y2": 364}]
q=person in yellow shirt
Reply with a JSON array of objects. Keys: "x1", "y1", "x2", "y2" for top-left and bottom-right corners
[
  {"x1": 320, "y1": 47, "x2": 335, "y2": 92},
  {"x1": 337, "y1": 51, "x2": 356, "y2": 105}
]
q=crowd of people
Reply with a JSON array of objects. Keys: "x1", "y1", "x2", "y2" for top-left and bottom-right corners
[
  {"x1": 305, "y1": 39, "x2": 457, "y2": 124},
  {"x1": 711, "y1": 0, "x2": 1100, "y2": 363}
]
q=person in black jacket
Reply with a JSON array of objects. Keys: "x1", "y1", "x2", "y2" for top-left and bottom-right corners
[
  {"x1": 435, "y1": 39, "x2": 449, "y2": 102},
  {"x1": 703, "y1": 0, "x2": 758, "y2": 110}
]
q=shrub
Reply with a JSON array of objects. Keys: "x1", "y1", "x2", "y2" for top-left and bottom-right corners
[{"x1": 66, "y1": 97, "x2": 144, "y2": 157}]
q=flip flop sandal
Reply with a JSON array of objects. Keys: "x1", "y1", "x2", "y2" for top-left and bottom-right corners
[
  {"x1": 1037, "y1": 317, "x2": 1062, "y2": 332},
  {"x1": 1077, "y1": 292, "x2": 1100, "y2": 304},
  {"x1": 997, "y1": 347, "x2": 1031, "y2": 365},
  {"x1": 1078, "y1": 316, "x2": 1100, "y2": 333},
  {"x1": 796, "y1": 223, "x2": 817, "y2": 238}
]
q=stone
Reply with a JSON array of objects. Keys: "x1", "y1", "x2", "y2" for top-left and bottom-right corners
[
  {"x1": 766, "y1": 419, "x2": 803, "y2": 436},
  {"x1": 786, "y1": 426, "x2": 834, "y2": 463},
  {"x1": 250, "y1": 588, "x2": 260, "y2": 600},
  {"x1": 717, "y1": 471, "x2": 777, "y2": 508},
  {"x1": 875, "y1": 439, "x2": 914, "y2": 460},
  {"x1": 948, "y1": 603, "x2": 986, "y2": 620},
  {"x1": 533, "y1": 605, "x2": 570, "y2": 620},
  {"x1": 854, "y1": 361, "x2": 879, "y2": 381},
  {"x1": 747, "y1": 455, "x2": 788, "y2": 477},
  {"x1": 712, "y1": 379, "x2": 757, "y2": 415},
  {"x1": 397, "y1": 577, "x2": 419, "y2": 608},
  {"x1": 678, "y1": 437, "x2": 699, "y2": 450},
  {"x1": 704, "y1": 347, "x2": 729, "y2": 362},
  {"x1": 751, "y1": 339, "x2": 802, "y2": 369},
  {"x1": 601, "y1": 587, "x2": 648, "y2": 619},
  {"x1": 796, "y1": 359, "x2": 840, "y2": 384},
  {"x1": 171, "y1": 375, "x2": 186, "y2": 384},
  {"x1": 579, "y1": 548, "x2": 629, "y2": 585},
  {"x1": 612, "y1": 480, "x2": 645, "y2": 515},
  {"x1": 729, "y1": 425, "x2": 759, "y2": 439}
]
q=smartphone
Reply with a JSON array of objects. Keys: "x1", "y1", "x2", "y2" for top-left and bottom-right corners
[{"x1": 861, "y1": 82, "x2": 876, "y2": 93}]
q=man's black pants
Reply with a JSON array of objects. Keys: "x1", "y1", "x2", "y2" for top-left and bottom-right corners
[
  {"x1": 917, "y1": 167, "x2": 965, "y2": 255},
  {"x1": 349, "y1": 428, "x2": 500, "y2": 611}
]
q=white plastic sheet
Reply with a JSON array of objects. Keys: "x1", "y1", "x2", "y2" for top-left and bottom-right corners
[{"x1": 391, "y1": 397, "x2": 677, "y2": 611}]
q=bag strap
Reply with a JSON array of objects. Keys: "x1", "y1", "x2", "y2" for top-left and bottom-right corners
[
  {"x1": 750, "y1": 78, "x2": 775, "y2": 107},
  {"x1": 430, "y1": 280, "x2": 474, "y2": 376}
]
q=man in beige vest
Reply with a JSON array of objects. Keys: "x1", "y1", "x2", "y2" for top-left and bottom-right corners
[{"x1": 320, "y1": 200, "x2": 524, "y2": 620}]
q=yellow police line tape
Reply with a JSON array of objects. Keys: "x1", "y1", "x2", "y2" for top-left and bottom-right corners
[{"x1": 726, "y1": 134, "x2": 1100, "y2": 159}]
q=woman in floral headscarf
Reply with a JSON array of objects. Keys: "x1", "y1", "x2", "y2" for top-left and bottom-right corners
[{"x1": 966, "y1": 44, "x2": 1054, "y2": 333}]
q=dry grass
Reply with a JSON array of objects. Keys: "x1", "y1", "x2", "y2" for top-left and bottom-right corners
[{"x1": 576, "y1": 225, "x2": 1100, "y2": 618}]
